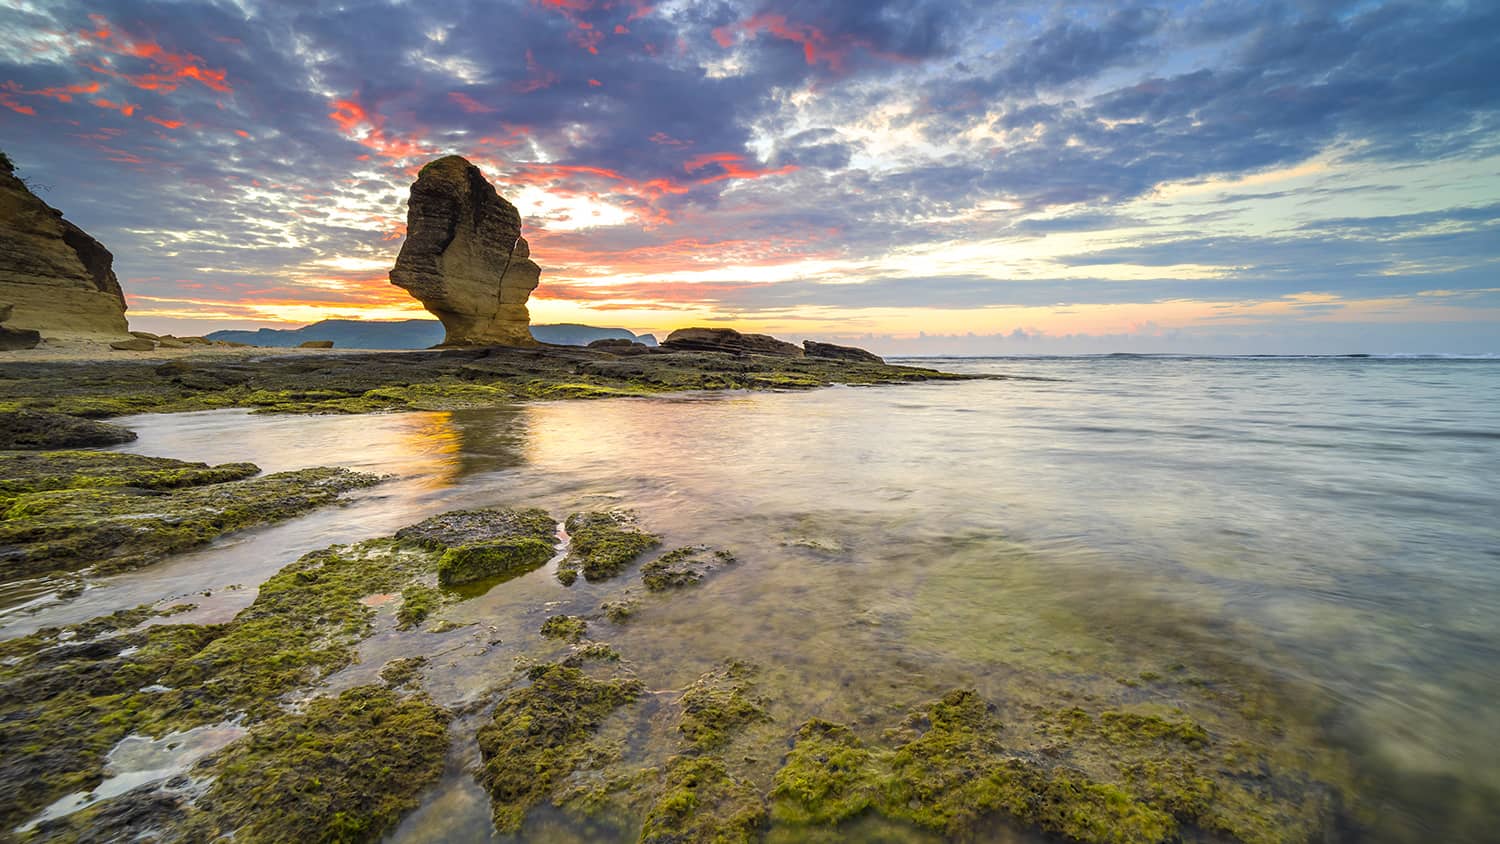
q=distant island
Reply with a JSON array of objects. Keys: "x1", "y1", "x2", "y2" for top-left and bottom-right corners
[{"x1": 204, "y1": 319, "x2": 658, "y2": 350}]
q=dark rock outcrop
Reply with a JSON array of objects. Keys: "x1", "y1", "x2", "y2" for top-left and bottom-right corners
[
  {"x1": 390, "y1": 156, "x2": 539, "y2": 347},
  {"x1": 111, "y1": 337, "x2": 155, "y2": 351},
  {"x1": 297, "y1": 340, "x2": 334, "y2": 349},
  {"x1": 803, "y1": 340, "x2": 884, "y2": 364},
  {"x1": 661, "y1": 327, "x2": 805, "y2": 357},
  {"x1": 0, "y1": 153, "x2": 129, "y2": 339},
  {"x1": 0, "y1": 409, "x2": 137, "y2": 448},
  {"x1": 588, "y1": 338, "x2": 652, "y2": 356}
]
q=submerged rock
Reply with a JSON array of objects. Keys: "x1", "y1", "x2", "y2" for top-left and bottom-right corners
[
  {"x1": 641, "y1": 545, "x2": 736, "y2": 591},
  {"x1": 0, "y1": 409, "x2": 136, "y2": 449},
  {"x1": 184, "y1": 685, "x2": 450, "y2": 841},
  {"x1": 390, "y1": 156, "x2": 540, "y2": 347},
  {"x1": 0, "y1": 153, "x2": 130, "y2": 339},
  {"x1": 477, "y1": 662, "x2": 644, "y2": 832},
  {"x1": 557, "y1": 511, "x2": 660, "y2": 585},
  {"x1": 395, "y1": 507, "x2": 557, "y2": 587},
  {"x1": 661, "y1": 327, "x2": 805, "y2": 357},
  {"x1": 803, "y1": 339, "x2": 884, "y2": 364}
]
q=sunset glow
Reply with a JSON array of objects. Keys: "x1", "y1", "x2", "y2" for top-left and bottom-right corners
[{"x1": 2, "y1": 0, "x2": 1497, "y2": 353}]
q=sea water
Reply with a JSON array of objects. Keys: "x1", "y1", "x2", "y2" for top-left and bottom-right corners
[{"x1": 4, "y1": 356, "x2": 1496, "y2": 840}]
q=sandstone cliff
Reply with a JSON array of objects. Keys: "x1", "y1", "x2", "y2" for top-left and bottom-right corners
[
  {"x1": 389, "y1": 156, "x2": 539, "y2": 347},
  {"x1": 0, "y1": 152, "x2": 129, "y2": 339}
]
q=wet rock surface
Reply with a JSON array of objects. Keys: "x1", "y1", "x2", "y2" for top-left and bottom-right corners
[
  {"x1": 395, "y1": 508, "x2": 557, "y2": 587},
  {"x1": 0, "y1": 410, "x2": 136, "y2": 449},
  {"x1": 0, "y1": 450, "x2": 377, "y2": 582},
  {"x1": 0, "y1": 499, "x2": 1364, "y2": 843},
  {"x1": 0, "y1": 344, "x2": 982, "y2": 418},
  {"x1": 641, "y1": 546, "x2": 736, "y2": 591}
]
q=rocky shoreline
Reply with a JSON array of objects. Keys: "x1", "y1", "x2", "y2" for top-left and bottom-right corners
[{"x1": 0, "y1": 340, "x2": 987, "y2": 425}]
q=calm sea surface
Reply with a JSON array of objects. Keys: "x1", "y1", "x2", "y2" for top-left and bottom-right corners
[{"x1": 5, "y1": 355, "x2": 1497, "y2": 841}]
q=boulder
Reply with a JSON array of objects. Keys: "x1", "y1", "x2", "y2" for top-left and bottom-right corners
[
  {"x1": 0, "y1": 325, "x2": 41, "y2": 351},
  {"x1": 803, "y1": 340, "x2": 884, "y2": 364},
  {"x1": 110, "y1": 337, "x2": 155, "y2": 351},
  {"x1": 298, "y1": 340, "x2": 335, "y2": 349},
  {"x1": 0, "y1": 409, "x2": 137, "y2": 449},
  {"x1": 156, "y1": 336, "x2": 187, "y2": 348},
  {"x1": 130, "y1": 331, "x2": 159, "y2": 341},
  {"x1": 661, "y1": 327, "x2": 805, "y2": 358},
  {"x1": 390, "y1": 156, "x2": 539, "y2": 347},
  {"x1": 0, "y1": 152, "x2": 130, "y2": 339},
  {"x1": 588, "y1": 338, "x2": 652, "y2": 356}
]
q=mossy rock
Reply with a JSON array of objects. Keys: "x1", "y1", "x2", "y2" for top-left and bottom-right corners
[
  {"x1": 436, "y1": 539, "x2": 554, "y2": 587},
  {"x1": 185, "y1": 685, "x2": 450, "y2": 841},
  {"x1": 0, "y1": 529, "x2": 446, "y2": 828},
  {"x1": 641, "y1": 755, "x2": 767, "y2": 844},
  {"x1": 557, "y1": 511, "x2": 659, "y2": 584},
  {"x1": 677, "y1": 660, "x2": 770, "y2": 751},
  {"x1": 642, "y1": 545, "x2": 736, "y2": 591},
  {"x1": 540, "y1": 614, "x2": 589, "y2": 642},
  {"x1": 477, "y1": 662, "x2": 644, "y2": 832},
  {"x1": 0, "y1": 460, "x2": 378, "y2": 582},
  {"x1": 396, "y1": 508, "x2": 557, "y2": 587},
  {"x1": 0, "y1": 410, "x2": 137, "y2": 449}
]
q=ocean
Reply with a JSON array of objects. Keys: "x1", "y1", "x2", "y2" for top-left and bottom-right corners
[{"x1": 5, "y1": 355, "x2": 1497, "y2": 841}]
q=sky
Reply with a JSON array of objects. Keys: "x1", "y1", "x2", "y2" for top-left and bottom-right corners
[{"x1": 1, "y1": 0, "x2": 1497, "y2": 355}]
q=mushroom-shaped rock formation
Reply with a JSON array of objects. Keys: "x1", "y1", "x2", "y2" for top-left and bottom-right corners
[
  {"x1": 390, "y1": 156, "x2": 539, "y2": 347},
  {"x1": 0, "y1": 153, "x2": 129, "y2": 340}
]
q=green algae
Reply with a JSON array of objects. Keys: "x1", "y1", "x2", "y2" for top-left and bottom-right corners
[
  {"x1": 640, "y1": 755, "x2": 767, "y2": 844},
  {"x1": 764, "y1": 685, "x2": 1349, "y2": 844},
  {"x1": 769, "y1": 720, "x2": 883, "y2": 827},
  {"x1": 770, "y1": 689, "x2": 1176, "y2": 843},
  {"x1": 677, "y1": 660, "x2": 770, "y2": 752},
  {"x1": 396, "y1": 584, "x2": 440, "y2": 630},
  {"x1": 0, "y1": 454, "x2": 379, "y2": 582},
  {"x1": 184, "y1": 685, "x2": 450, "y2": 842},
  {"x1": 395, "y1": 507, "x2": 557, "y2": 587},
  {"x1": 541, "y1": 614, "x2": 589, "y2": 642},
  {"x1": 557, "y1": 511, "x2": 659, "y2": 584},
  {"x1": 380, "y1": 656, "x2": 429, "y2": 689},
  {"x1": 641, "y1": 545, "x2": 737, "y2": 591},
  {"x1": 600, "y1": 597, "x2": 639, "y2": 623},
  {"x1": 0, "y1": 536, "x2": 446, "y2": 828},
  {"x1": 475, "y1": 662, "x2": 644, "y2": 832},
  {"x1": 563, "y1": 641, "x2": 622, "y2": 666}
]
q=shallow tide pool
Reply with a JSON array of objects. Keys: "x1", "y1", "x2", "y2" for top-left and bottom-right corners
[{"x1": 5, "y1": 356, "x2": 1497, "y2": 841}]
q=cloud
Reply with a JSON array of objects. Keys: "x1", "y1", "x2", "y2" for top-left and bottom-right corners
[{"x1": 0, "y1": 0, "x2": 1494, "y2": 353}]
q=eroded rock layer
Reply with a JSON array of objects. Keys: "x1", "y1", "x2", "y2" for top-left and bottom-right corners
[
  {"x1": 390, "y1": 156, "x2": 539, "y2": 347},
  {"x1": 0, "y1": 153, "x2": 129, "y2": 339}
]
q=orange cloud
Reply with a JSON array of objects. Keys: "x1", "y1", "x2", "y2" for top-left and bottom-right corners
[
  {"x1": 1, "y1": 80, "x2": 102, "y2": 104},
  {"x1": 0, "y1": 94, "x2": 35, "y2": 115},
  {"x1": 329, "y1": 95, "x2": 432, "y2": 159},
  {"x1": 92, "y1": 97, "x2": 137, "y2": 116},
  {"x1": 712, "y1": 12, "x2": 900, "y2": 71},
  {"x1": 78, "y1": 15, "x2": 232, "y2": 94},
  {"x1": 145, "y1": 115, "x2": 184, "y2": 129},
  {"x1": 684, "y1": 152, "x2": 798, "y2": 184}
]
